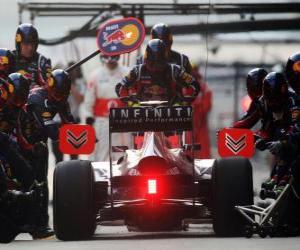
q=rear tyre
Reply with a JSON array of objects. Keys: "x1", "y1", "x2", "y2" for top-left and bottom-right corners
[
  {"x1": 212, "y1": 157, "x2": 253, "y2": 237},
  {"x1": 54, "y1": 160, "x2": 96, "y2": 241}
]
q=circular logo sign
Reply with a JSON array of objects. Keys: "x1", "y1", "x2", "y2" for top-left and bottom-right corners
[{"x1": 97, "y1": 17, "x2": 145, "y2": 56}]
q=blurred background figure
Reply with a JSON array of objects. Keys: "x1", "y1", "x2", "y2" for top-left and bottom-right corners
[
  {"x1": 67, "y1": 61, "x2": 86, "y2": 124},
  {"x1": 186, "y1": 62, "x2": 212, "y2": 158},
  {"x1": 84, "y1": 54, "x2": 130, "y2": 161}
]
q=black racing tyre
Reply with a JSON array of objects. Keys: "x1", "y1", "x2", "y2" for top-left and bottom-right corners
[
  {"x1": 212, "y1": 157, "x2": 253, "y2": 237},
  {"x1": 244, "y1": 225, "x2": 253, "y2": 238},
  {"x1": 53, "y1": 160, "x2": 96, "y2": 241},
  {"x1": 259, "y1": 227, "x2": 267, "y2": 238}
]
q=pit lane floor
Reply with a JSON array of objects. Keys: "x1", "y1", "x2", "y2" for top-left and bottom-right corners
[{"x1": 3, "y1": 224, "x2": 300, "y2": 250}]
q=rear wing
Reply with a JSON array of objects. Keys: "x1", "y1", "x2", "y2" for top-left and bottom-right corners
[{"x1": 109, "y1": 106, "x2": 193, "y2": 133}]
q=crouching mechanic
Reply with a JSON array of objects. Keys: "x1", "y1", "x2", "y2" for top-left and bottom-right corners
[
  {"x1": 232, "y1": 68, "x2": 268, "y2": 129},
  {"x1": 0, "y1": 73, "x2": 47, "y2": 242},
  {"x1": 254, "y1": 73, "x2": 300, "y2": 199},
  {"x1": 0, "y1": 73, "x2": 34, "y2": 191},
  {"x1": 0, "y1": 163, "x2": 45, "y2": 243},
  {"x1": 17, "y1": 69, "x2": 74, "y2": 238},
  {"x1": 116, "y1": 39, "x2": 199, "y2": 104}
]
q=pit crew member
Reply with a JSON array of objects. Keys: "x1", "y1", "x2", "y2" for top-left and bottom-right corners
[
  {"x1": 17, "y1": 69, "x2": 74, "y2": 238},
  {"x1": 116, "y1": 39, "x2": 199, "y2": 104},
  {"x1": 12, "y1": 23, "x2": 52, "y2": 89}
]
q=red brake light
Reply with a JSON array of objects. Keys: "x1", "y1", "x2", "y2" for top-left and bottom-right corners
[{"x1": 148, "y1": 179, "x2": 157, "y2": 194}]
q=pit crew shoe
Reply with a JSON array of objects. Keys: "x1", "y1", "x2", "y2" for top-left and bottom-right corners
[
  {"x1": 273, "y1": 185, "x2": 285, "y2": 198},
  {"x1": 31, "y1": 226, "x2": 54, "y2": 239},
  {"x1": 261, "y1": 178, "x2": 277, "y2": 190},
  {"x1": 260, "y1": 188, "x2": 277, "y2": 200}
]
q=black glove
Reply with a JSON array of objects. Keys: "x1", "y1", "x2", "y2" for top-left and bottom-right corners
[
  {"x1": 5, "y1": 190, "x2": 35, "y2": 204},
  {"x1": 255, "y1": 138, "x2": 268, "y2": 151},
  {"x1": 86, "y1": 117, "x2": 95, "y2": 126},
  {"x1": 29, "y1": 181, "x2": 45, "y2": 203},
  {"x1": 115, "y1": 82, "x2": 122, "y2": 97},
  {"x1": 266, "y1": 141, "x2": 283, "y2": 155},
  {"x1": 32, "y1": 141, "x2": 47, "y2": 155}
]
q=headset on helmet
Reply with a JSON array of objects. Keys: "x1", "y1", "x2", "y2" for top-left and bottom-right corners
[
  {"x1": 6, "y1": 73, "x2": 30, "y2": 107},
  {"x1": 15, "y1": 23, "x2": 39, "y2": 56},
  {"x1": 150, "y1": 23, "x2": 173, "y2": 50},
  {"x1": 46, "y1": 69, "x2": 71, "y2": 101},
  {"x1": 246, "y1": 68, "x2": 268, "y2": 100},
  {"x1": 262, "y1": 72, "x2": 288, "y2": 112},
  {"x1": 0, "y1": 48, "x2": 14, "y2": 78},
  {"x1": 285, "y1": 52, "x2": 300, "y2": 95},
  {"x1": 144, "y1": 39, "x2": 168, "y2": 72}
]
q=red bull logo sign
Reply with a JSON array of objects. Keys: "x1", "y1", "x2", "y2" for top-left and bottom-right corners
[
  {"x1": 103, "y1": 29, "x2": 126, "y2": 47},
  {"x1": 97, "y1": 17, "x2": 145, "y2": 56}
]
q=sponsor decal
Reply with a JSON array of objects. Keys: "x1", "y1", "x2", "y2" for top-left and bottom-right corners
[
  {"x1": 182, "y1": 72, "x2": 193, "y2": 84},
  {"x1": 42, "y1": 112, "x2": 52, "y2": 118},
  {"x1": 0, "y1": 56, "x2": 9, "y2": 65},
  {"x1": 16, "y1": 34, "x2": 22, "y2": 42},
  {"x1": 47, "y1": 77, "x2": 54, "y2": 87},
  {"x1": 218, "y1": 128, "x2": 254, "y2": 158},
  {"x1": 59, "y1": 124, "x2": 95, "y2": 154},
  {"x1": 18, "y1": 70, "x2": 32, "y2": 80},
  {"x1": 8, "y1": 83, "x2": 14, "y2": 93},
  {"x1": 293, "y1": 61, "x2": 300, "y2": 73},
  {"x1": 97, "y1": 17, "x2": 145, "y2": 56},
  {"x1": 109, "y1": 106, "x2": 193, "y2": 132},
  {"x1": 0, "y1": 89, "x2": 8, "y2": 100}
]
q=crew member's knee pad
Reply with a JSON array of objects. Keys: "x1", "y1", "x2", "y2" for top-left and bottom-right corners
[{"x1": 0, "y1": 214, "x2": 19, "y2": 243}]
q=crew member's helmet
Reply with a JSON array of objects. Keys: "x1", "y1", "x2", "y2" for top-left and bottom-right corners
[
  {"x1": 0, "y1": 48, "x2": 14, "y2": 78},
  {"x1": 262, "y1": 72, "x2": 288, "y2": 112},
  {"x1": 150, "y1": 23, "x2": 173, "y2": 50},
  {"x1": 285, "y1": 52, "x2": 300, "y2": 95},
  {"x1": 246, "y1": 68, "x2": 268, "y2": 100},
  {"x1": 15, "y1": 23, "x2": 39, "y2": 55},
  {"x1": 6, "y1": 73, "x2": 30, "y2": 107},
  {"x1": 46, "y1": 69, "x2": 71, "y2": 101},
  {"x1": 144, "y1": 39, "x2": 168, "y2": 72}
]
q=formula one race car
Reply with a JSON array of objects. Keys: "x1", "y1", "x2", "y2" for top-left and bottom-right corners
[{"x1": 53, "y1": 103, "x2": 253, "y2": 240}]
